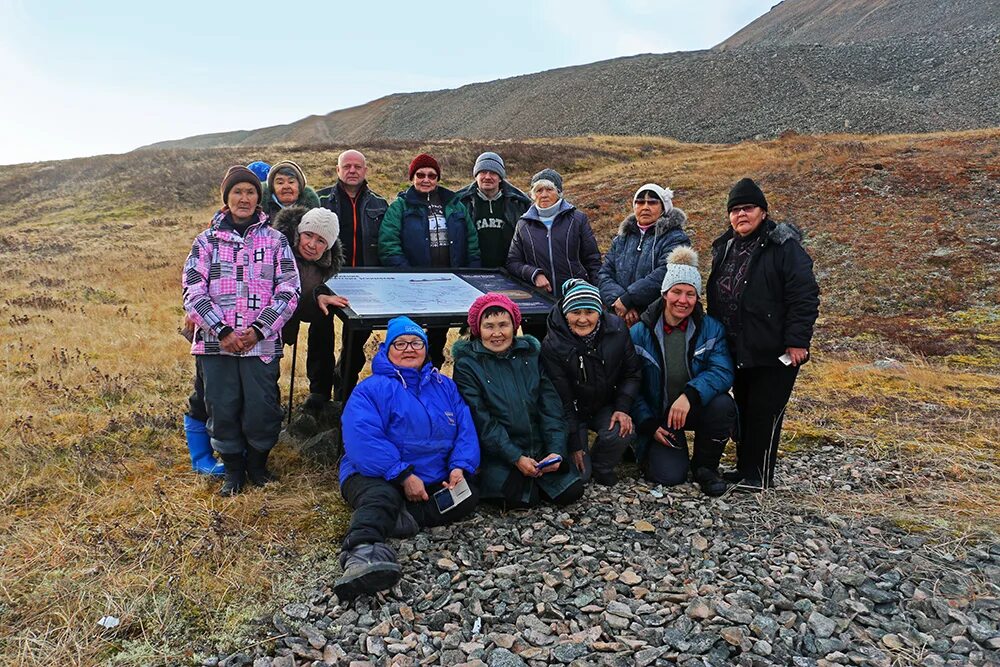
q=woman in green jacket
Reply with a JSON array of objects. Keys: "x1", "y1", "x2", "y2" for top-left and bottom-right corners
[{"x1": 452, "y1": 293, "x2": 583, "y2": 508}]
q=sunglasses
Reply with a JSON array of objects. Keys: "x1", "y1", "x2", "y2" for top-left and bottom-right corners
[
  {"x1": 414, "y1": 171, "x2": 438, "y2": 181},
  {"x1": 729, "y1": 204, "x2": 759, "y2": 214},
  {"x1": 634, "y1": 198, "x2": 661, "y2": 206}
]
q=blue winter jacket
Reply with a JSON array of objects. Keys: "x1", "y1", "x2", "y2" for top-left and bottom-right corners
[
  {"x1": 629, "y1": 303, "x2": 734, "y2": 459},
  {"x1": 597, "y1": 209, "x2": 691, "y2": 312},
  {"x1": 378, "y1": 185, "x2": 481, "y2": 268},
  {"x1": 339, "y1": 345, "x2": 480, "y2": 485}
]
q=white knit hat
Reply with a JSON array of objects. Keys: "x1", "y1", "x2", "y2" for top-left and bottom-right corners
[
  {"x1": 634, "y1": 183, "x2": 674, "y2": 214},
  {"x1": 298, "y1": 207, "x2": 339, "y2": 247},
  {"x1": 661, "y1": 246, "x2": 701, "y2": 296}
]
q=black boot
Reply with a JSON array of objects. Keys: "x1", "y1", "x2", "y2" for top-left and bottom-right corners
[
  {"x1": 219, "y1": 453, "x2": 246, "y2": 497},
  {"x1": 246, "y1": 447, "x2": 279, "y2": 487},
  {"x1": 694, "y1": 467, "x2": 728, "y2": 497},
  {"x1": 334, "y1": 543, "x2": 402, "y2": 601}
]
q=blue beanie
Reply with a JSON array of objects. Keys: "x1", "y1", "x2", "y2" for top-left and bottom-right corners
[
  {"x1": 561, "y1": 279, "x2": 603, "y2": 314},
  {"x1": 385, "y1": 316, "x2": 428, "y2": 348},
  {"x1": 246, "y1": 161, "x2": 271, "y2": 183}
]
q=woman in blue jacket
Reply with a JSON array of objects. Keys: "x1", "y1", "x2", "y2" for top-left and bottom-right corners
[
  {"x1": 630, "y1": 247, "x2": 736, "y2": 496},
  {"x1": 334, "y1": 316, "x2": 480, "y2": 601}
]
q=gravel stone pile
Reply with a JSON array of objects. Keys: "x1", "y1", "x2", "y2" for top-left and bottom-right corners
[{"x1": 206, "y1": 446, "x2": 1000, "y2": 667}]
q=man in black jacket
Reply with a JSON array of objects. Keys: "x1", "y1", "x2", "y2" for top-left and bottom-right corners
[
  {"x1": 316, "y1": 150, "x2": 389, "y2": 396},
  {"x1": 455, "y1": 152, "x2": 531, "y2": 269}
]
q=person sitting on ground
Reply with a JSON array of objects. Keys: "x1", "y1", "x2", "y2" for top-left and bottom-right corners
[
  {"x1": 182, "y1": 166, "x2": 300, "y2": 496},
  {"x1": 335, "y1": 316, "x2": 480, "y2": 600},
  {"x1": 598, "y1": 183, "x2": 691, "y2": 327},
  {"x1": 506, "y1": 168, "x2": 602, "y2": 340},
  {"x1": 274, "y1": 207, "x2": 349, "y2": 412},
  {"x1": 454, "y1": 151, "x2": 531, "y2": 268},
  {"x1": 453, "y1": 293, "x2": 583, "y2": 509},
  {"x1": 379, "y1": 153, "x2": 480, "y2": 368},
  {"x1": 540, "y1": 279, "x2": 642, "y2": 486},
  {"x1": 261, "y1": 159, "x2": 321, "y2": 220},
  {"x1": 629, "y1": 247, "x2": 735, "y2": 496}
]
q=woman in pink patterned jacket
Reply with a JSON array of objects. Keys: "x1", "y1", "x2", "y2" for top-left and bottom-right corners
[{"x1": 183, "y1": 166, "x2": 301, "y2": 496}]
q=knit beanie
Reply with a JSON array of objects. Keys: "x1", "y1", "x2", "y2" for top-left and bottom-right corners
[
  {"x1": 660, "y1": 246, "x2": 702, "y2": 297},
  {"x1": 530, "y1": 168, "x2": 563, "y2": 193},
  {"x1": 467, "y1": 292, "x2": 522, "y2": 337},
  {"x1": 633, "y1": 183, "x2": 674, "y2": 214},
  {"x1": 246, "y1": 160, "x2": 271, "y2": 183},
  {"x1": 561, "y1": 279, "x2": 603, "y2": 314},
  {"x1": 473, "y1": 152, "x2": 506, "y2": 179},
  {"x1": 385, "y1": 316, "x2": 428, "y2": 348},
  {"x1": 408, "y1": 153, "x2": 441, "y2": 180},
  {"x1": 268, "y1": 160, "x2": 307, "y2": 194},
  {"x1": 727, "y1": 177, "x2": 768, "y2": 212},
  {"x1": 297, "y1": 207, "x2": 340, "y2": 248},
  {"x1": 220, "y1": 166, "x2": 262, "y2": 204}
]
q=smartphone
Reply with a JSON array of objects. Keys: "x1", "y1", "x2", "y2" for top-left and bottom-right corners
[
  {"x1": 433, "y1": 477, "x2": 472, "y2": 513},
  {"x1": 778, "y1": 353, "x2": 793, "y2": 366},
  {"x1": 536, "y1": 455, "x2": 563, "y2": 469}
]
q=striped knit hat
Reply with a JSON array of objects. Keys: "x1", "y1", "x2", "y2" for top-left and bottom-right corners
[{"x1": 561, "y1": 279, "x2": 603, "y2": 314}]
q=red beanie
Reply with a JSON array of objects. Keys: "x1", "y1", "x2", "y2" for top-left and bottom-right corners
[
  {"x1": 408, "y1": 153, "x2": 441, "y2": 180},
  {"x1": 468, "y1": 292, "x2": 522, "y2": 337}
]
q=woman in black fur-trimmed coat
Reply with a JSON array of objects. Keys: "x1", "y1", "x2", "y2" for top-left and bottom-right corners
[
  {"x1": 706, "y1": 178, "x2": 820, "y2": 491},
  {"x1": 275, "y1": 206, "x2": 346, "y2": 411}
]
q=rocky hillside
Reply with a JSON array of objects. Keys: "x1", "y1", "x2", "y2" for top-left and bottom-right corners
[
  {"x1": 142, "y1": 1, "x2": 1000, "y2": 150},
  {"x1": 717, "y1": 0, "x2": 999, "y2": 48}
]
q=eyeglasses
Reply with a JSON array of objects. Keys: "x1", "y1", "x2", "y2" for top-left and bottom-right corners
[
  {"x1": 391, "y1": 339, "x2": 426, "y2": 351},
  {"x1": 414, "y1": 171, "x2": 438, "y2": 181},
  {"x1": 634, "y1": 198, "x2": 661, "y2": 206},
  {"x1": 729, "y1": 204, "x2": 759, "y2": 214}
]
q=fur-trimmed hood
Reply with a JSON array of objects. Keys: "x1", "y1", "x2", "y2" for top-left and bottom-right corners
[
  {"x1": 273, "y1": 205, "x2": 344, "y2": 280},
  {"x1": 712, "y1": 218, "x2": 804, "y2": 252},
  {"x1": 617, "y1": 207, "x2": 687, "y2": 236}
]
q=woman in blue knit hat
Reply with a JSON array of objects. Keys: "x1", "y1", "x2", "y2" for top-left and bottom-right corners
[
  {"x1": 540, "y1": 279, "x2": 642, "y2": 486},
  {"x1": 334, "y1": 316, "x2": 480, "y2": 601}
]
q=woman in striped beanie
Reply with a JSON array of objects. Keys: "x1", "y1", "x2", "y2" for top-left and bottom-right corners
[{"x1": 540, "y1": 279, "x2": 643, "y2": 486}]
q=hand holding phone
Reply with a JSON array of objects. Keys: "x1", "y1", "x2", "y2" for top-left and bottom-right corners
[{"x1": 535, "y1": 455, "x2": 562, "y2": 470}]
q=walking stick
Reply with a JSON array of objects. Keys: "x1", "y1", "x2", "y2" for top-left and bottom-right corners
[{"x1": 286, "y1": 338, "x2": 298, "y2": 423}]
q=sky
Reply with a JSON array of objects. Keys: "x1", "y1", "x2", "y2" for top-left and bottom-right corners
[{"x1": 0, "y1": 0, "x2": 775, "y2": 165}]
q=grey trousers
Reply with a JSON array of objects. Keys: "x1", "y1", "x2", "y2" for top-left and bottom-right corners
[
  {"x1": 198, "y1": 355, "x2": 282, "y2": 455},
  {"x1": 576, "y1": 405, "x2": 634, "y2": 482}
]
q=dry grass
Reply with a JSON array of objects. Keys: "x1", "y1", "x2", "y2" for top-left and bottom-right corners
[{"x1": 0, "y1": 132, "x2": 997, "y2": 664}]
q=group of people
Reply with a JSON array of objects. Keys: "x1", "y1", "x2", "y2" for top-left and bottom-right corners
[{"x1": 180, "y1": 149, "x2": 820, "y2": 600}]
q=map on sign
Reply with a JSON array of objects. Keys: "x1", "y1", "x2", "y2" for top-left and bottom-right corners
[{"x1": 325, "y1": 272, "x2": 487, "y2": 316}]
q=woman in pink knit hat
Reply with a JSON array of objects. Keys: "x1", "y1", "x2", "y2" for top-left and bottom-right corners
[{"x1": 452, "y1": 293, "x2": 583, "y2": 508}]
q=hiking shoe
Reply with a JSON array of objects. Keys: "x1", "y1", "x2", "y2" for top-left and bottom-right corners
[
  {"x1": 733, "y1": 476, "x2": 768, "y2": 493},
  {"x1": 390, "y1": 506, "x2": 420, "y2": 539},
  {"x1": 722, "y1": 470, "x2": 744, "y2": 483},
  {"x1": 334, "y1": 543, "x2": 402, "y2": 601},
  {"x1": 219, "y1": 453, "x2": 246, "y2": 497},
  {"x1": 302, "y1": 393, "x2": 329, "y2": 413},
  {"x1": 592, "y1": 469, "x2": 618, "y2": 487},
  {"x1": 246, "y1": 448, "x2": 279, "y2": 487},
  {"x1": 694, "y1": 467, "x2": 728, "y2": 497}
]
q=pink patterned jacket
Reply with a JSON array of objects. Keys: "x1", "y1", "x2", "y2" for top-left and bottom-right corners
[{"x1": 183, "y1": 208, "x2": 300, "y2": 363}]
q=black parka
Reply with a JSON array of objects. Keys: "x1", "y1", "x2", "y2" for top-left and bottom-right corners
[
  {"x1": 540, "y1": 308, "x2": 642, "y2": 453},
  {"x1": 706, "y1": 219, "x2": 820, "y2": 368}
]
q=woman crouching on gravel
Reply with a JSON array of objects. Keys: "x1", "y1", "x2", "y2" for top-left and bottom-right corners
[
  {"x1": 453, "y1": 293, "x2": 583, "y2": 509},
  {"x1": 334, "y1": 317, "x2": 480, "y2": 600}
]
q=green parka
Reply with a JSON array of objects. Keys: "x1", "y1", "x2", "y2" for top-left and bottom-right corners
[{"x1": 452, "y1": 336, "x2": 580, "y2": 503}]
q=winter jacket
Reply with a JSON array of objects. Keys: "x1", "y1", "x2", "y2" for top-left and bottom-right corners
[
  {"x1": 629, "y1": 303, "x2": 734, "y2": 460},
  {"x1": 506, "y1": 200, "x2": 602, "y2": 299},
  {"x1": 540, "y1": 308, "x2": 642, "y2": 452},
  {"x1": 706, "y1": 219, "x2": 820, "y2": 368},
  {"x1": 273, "y1": 206, "x2": 344, "y2": 324},
  {"x1": 597, "y1": 209, "x2": 691, "y2": 311},
  {"x1": 183, "y1": 208, "x2": 301, "y2": 363},
  {"x1": 455, "y1": 180, "x2": 531, "y2": 268},
  {"x1": 316, "y1": 181, "x2": 388, "y2": 267},
  {"x1": 453, "y1": 336, "x2": 580, "y2": 502},
  {"x1": 378, "y1": 186, "x2": 481, "y2": 268},
  {"x1": 261, "y1": 184, "x2": 321, "y2": 220},
  {"x1": 339, "y1": 344, "x2": 480, "y2": 486}
]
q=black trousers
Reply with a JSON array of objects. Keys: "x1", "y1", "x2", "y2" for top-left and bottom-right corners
[
  {"x1": 187, "y1": 361, "x2": 208, "y2": 423},
  {"x1": 426, "y1": 327, "x2": 448, "y2": 369},
  {"x1": 733, "y1": 364, "x2": 800, "y2": 485},
  {"x1": 283, "y1": 314, "x2": 337, "y2": 399},
  {"x1": 645, "y1": 392, "x2": 736, "y2": 486},
  {"x1": 336, "y1": 327, "x2": 371, "y2": 396},
  {"x1": 492, "y1": 468, "x2": 585, "y2": 510},
  {"x1": 340, "y1": 473, "x2": 479, "y2": 551}
]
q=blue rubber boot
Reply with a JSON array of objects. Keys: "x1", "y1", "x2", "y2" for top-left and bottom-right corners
[{"x1": 184, "y1": 414, "x2": 225, "y2": 476}]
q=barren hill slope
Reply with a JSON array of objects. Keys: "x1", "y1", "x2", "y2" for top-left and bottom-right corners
[{"x1": 717, "y1": 0, "x2": 999, "y2": 48}]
